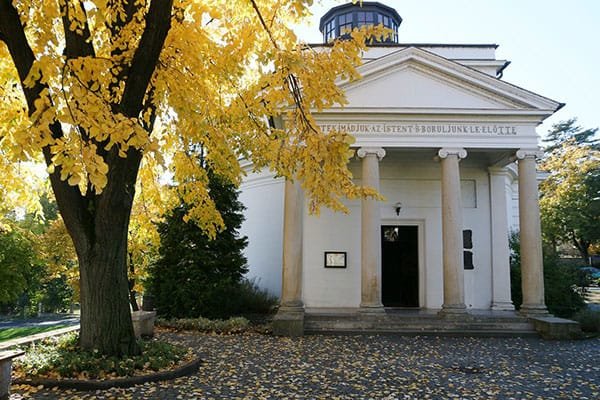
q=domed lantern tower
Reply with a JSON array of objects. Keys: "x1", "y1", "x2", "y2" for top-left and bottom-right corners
[{"x1": 319, "y1": 1, "x2": 402, "y2": 44}]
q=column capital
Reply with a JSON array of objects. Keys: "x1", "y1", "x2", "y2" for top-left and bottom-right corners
[
  {"x1": 357, "y1": 147, "x2": 386, "y2": 160},
  {"x1": 515, "y1": 149, "x2": 543, "y2": 160},
  {"x1": 438, "y1": 148, "x2": 467, "y2": 159}
]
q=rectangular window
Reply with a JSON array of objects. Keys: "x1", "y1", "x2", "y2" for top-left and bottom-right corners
[
  {"x1": 325, "y1": 19, "x2": 336, "y2": 43},
  {"x1": 464, "y1": 251, "x2": 474, "y2": 270},
  {"x1": 339, "y1": 12, "x2": 353, "y2": 35},
  {"x1": 463, "y1": 230, "x2": 473, "y2": 249},
  {"x1": 463, "y1": 229, "x2": 474, "y2": 269},
  {"x1": 357, "y1": 12, "x2": 374, "y2": 28}
]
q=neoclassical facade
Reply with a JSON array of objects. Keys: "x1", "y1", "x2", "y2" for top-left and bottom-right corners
[{"x1": 239, "y1": 2, "x2": 561, "y2": 333}]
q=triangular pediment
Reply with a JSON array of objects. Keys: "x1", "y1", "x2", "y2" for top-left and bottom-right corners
[{"x1": 336, "y1": 47, "x2": 561, "y2": 113}]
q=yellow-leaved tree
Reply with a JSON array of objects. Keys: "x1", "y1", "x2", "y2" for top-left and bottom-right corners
[{"x1": 0, "y1": 0, "x2": 385, "y2": 355}]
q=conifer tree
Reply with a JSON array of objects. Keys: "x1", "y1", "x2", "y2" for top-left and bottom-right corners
[{"x1": 147, "y1": 171, "x2": 248, "y2": 319}]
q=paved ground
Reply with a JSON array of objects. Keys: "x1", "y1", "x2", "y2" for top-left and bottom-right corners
[{"x1": 10, "y1": 331, "x2": 600, "y2": 400}]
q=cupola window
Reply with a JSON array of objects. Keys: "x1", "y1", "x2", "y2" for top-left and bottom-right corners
[{"x1": 319, "y1": 2, "x2": 402, "y2": 45}]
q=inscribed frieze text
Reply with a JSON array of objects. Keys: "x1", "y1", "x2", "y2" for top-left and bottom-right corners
[{"x1": 318, "y1": 123, "x2": 518, "y2": 136}]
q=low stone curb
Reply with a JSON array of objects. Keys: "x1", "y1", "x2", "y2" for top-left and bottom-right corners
[{"x1": 13, "y1": 356, "x2": 202, "y2": 391}]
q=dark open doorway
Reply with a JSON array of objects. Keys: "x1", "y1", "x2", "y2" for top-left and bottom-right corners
[{"x1": 381, "y1": 225, "x2": 419, "y2": 307}]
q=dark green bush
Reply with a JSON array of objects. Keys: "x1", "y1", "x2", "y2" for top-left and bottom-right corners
[
  {"x1": 510, "y1": 232, "x2": 587, "y2": 318},
  {"x1": 39, "y1": 276, "x2": 74, "y2": 313},
  {"x1": 234, "y1": 278, "x2": 278, "y2": 315},
  {"x1": 572, "y1": 309, "x2": 600, "y2": 333},
  {"x1": 543, "y1": 261, "x2": 588, "y2": 317},
  {"x1": 156, "y1": 316, "x2": 251, "y2": 333}
]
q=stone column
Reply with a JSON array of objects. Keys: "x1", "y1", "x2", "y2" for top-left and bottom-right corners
[
  {"x1": 516, "y1": 150, "x2": 548, "y2": 315},
  {"x1": 438, "y1": 148, "x2": 468, "y2": 315},
  {"x1": 357, "y1": 147, "x2": 386, "y2": 311},
  {"x1": 488, "y1": 167, "x2": 514, "y2": 311},
  {"x1": 273, "y1": 178, "x2": 305, "y2": 336}
]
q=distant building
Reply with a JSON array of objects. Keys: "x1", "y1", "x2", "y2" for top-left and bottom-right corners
[{"x1": 239, "y1": 2, "x2": 562, "y2": 333}]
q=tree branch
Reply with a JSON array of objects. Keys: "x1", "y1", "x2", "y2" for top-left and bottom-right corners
[
  {"x1": 120, "y1": 0, "x2": 173, "y2": 118},
  {"x1": 61, "y1": 0, "x2": 95, "y2": 59},
  {"x1": 249, "y1": 0, "x2": 279, "y2": 49},
  {"x1": 108, "y1": 0, "x2": 141, "y2": 97},
  {"x1": 109, "y1": 0, "x2": 139, "y2": 39}
]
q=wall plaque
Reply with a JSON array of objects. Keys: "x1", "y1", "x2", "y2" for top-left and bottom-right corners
[{"x1": 324, "y1": 251, "x2": 347, "y2": 268}]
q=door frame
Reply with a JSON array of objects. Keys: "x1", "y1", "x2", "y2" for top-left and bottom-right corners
[{"x1": 380, "y1": 219, "x2": 426, "y2": 308}]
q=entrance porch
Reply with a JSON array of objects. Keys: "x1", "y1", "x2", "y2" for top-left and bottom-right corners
[{"x1": 271, "y1": 146, "x2": 555, "y2": 337}]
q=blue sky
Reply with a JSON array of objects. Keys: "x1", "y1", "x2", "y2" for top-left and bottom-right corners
[{"x1": 295, "y1": 0, "x2": 600, "y2": 137}]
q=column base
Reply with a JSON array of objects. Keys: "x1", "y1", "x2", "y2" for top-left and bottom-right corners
[
  {"x1": 280, "y1": 300, "x2": 303, "y2": 309},
  {"x1": 519, "y1": 304, "x2": 549, "y2": 317},
  {"x1": 273, "y1": 306, "x2": 304, "y2": 337},
  {"x1": 359, "y1": 303, "x2": 385, "y2": 313},
  {"x1": 438, "y1": 304, "x2": 470, "y2": 319},
  {"x1": 491, "y1": 301, "x2": 515, "y2": 311}
]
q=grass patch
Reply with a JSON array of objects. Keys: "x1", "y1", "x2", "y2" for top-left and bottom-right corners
[
  {"x1": 14, "y1": 333, "x2": 191, "y2": 380},
  {"x1": 0, "y1": 325, "x2": 69, "y2": 342}
]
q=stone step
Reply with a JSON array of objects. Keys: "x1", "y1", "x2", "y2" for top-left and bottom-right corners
[
  {"x1": 305, "y1": 322, "x2": 535, "y2": 331},
  {"x1": 304, "y1": 328, "x2": 540, "y2": 338},
  {"x1": 306, "y1": 314, "x2": 529, "y2": 324},
  {"x1": 304, "y1": 313, "x2": 537, "y2": 337}
]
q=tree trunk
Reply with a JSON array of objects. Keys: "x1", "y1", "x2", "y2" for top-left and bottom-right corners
[
  {"x1": 79, "y1": 237, "x2": 139, "y2": 355},
  {"x1": 66, "y1": 151, "x2": 143, "y2": 356},
  {"x1": 571, "y1": 234, "x2": 590, "y2": 264}
]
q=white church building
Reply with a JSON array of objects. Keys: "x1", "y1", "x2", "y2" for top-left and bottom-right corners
[{"x1": 239, "y1": 2, "x2": 563, "y2": 335}]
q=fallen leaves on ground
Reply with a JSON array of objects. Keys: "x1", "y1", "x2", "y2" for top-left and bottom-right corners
[{"x1": 10, "y1": 332, "x2": 600, "y2": 399}]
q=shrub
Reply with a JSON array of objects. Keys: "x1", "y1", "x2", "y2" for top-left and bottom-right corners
[
  {"x1": 234, "y1": 278, "x2": 278, "y2": 315},
  {"x1": 14, "y1": 332, "x2": 189, "y2": 379},
  {"x1": 572, "y1": 309, "x2": 600, "y2": 333},
  {"x1": 157, "y1": 316, "x2": 251, "y2": 334},
  {"x1": 510, "y1": 231, "x2": 587, "y2": 318},
  {"x1": 543, "y1": 261, "x2": 587, "y2": 317}
]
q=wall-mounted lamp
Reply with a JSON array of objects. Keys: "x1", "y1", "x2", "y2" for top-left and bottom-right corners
[{"x1": 394, "y1": 202, "x2": 402, "y2": 216}]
